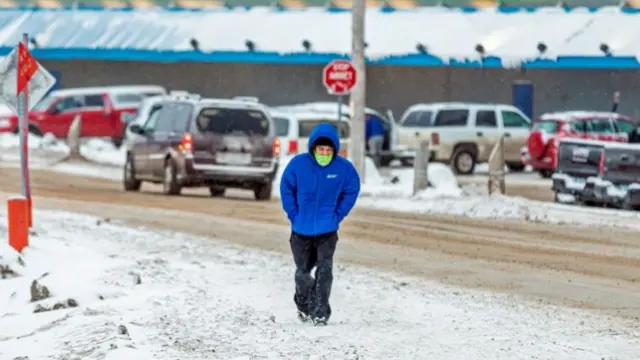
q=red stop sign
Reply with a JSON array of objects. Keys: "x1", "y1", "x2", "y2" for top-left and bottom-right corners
[{"x1": 322, "y1": 60, "x2": 357, "y2": 96}]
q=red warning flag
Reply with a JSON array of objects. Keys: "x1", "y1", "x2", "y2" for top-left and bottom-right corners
[{"x1": 17, "y1": 42, "x2": 37, "y2": 95}]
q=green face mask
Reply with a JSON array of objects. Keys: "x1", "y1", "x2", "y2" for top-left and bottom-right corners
[{"x1": 314, "y1": 152, "x2": 333, "y2": 167}]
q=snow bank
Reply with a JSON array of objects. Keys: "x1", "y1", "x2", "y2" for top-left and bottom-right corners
[
  {"x1": 0, "y1": 132, "x2": 67, "y2": 152},
  {"x1": 79, "y1": 138, "x2": 126, "y2": 167},
  {"x1": 366, "y1": 163, "x2": 462, "y2": 198},
  {"x1": 358, "y1": 192, "x2": 640, "y2": 230},
  {"x1": 1, "y1": 208, "x2": 639, "y2": 359},
  {"x1": 272, "y1": 155, "x2": 461, "y2": 199},
  {"x1": 0, "y1": 133, "x2": 126, "y2": 167}
]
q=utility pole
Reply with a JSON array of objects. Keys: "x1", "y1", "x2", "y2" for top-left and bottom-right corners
[{"x1": 350, "y1": 0, "x2": 366, "y2": 182}]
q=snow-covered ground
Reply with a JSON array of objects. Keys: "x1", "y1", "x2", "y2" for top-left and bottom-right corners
[{"x1": 1, "y1": 209, "x2": 638, "y2": 360}]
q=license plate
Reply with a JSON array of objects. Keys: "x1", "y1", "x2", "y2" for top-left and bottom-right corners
[
  {"x1": 571, "y1": 148, "x2": 589, "y2": 163},
  {"x1": 216, "y1": 152, "x2": 251, "y2": 165}
]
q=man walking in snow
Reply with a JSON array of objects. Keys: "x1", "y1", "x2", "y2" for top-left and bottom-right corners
[{"x1": 279, "y1": 123, "x2": 361, "y2": 326}]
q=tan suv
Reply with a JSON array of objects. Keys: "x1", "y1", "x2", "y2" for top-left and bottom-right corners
[{"x1": 396, "y1": 102, "x2": 532, "y2": 174}]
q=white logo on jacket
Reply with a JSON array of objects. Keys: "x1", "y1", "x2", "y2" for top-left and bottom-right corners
[{"x1": 327, "y1": 174, "x2": 337, "y2": 179}]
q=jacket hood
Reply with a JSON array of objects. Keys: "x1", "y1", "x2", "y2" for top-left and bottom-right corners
[{"x1": 308, "y1": 123, "x2": 340, "y2": 153}]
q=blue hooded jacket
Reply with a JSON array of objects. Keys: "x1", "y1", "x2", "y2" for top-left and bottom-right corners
[
  {"x1": 366, "y1": 115, "x2": 385, "y2": 139},
  {"x1": 280, "y1": 123, "x2": 361, "y2": 236}
]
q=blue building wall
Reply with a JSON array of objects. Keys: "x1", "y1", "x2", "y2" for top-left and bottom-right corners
[{"x1": 39, "y1": 59, "x2": 640, "y2": 120}]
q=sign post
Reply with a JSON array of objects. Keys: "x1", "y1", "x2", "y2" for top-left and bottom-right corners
[
  {"x1": 0, "y1": 33, "x2": 57, "y2": 234},
  {"x1": 17, "y1": 34, "x2": 34, "y2": 226},
  {"x1": 322, "y1": 59, "x2": 357, "y2": 157}
]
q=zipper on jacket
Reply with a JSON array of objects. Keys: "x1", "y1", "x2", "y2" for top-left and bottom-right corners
[{"x1": 313, "y1": 164, "x2": 320, "y2": 236}]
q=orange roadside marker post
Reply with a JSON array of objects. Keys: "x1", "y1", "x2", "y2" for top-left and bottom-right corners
[{"x1": 7, "y1": 196, "x2": 29, "y2": 253}]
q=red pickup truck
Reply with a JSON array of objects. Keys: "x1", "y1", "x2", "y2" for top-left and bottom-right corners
[{"x1": 0, "y1": 85, "x2": 166, "y2": 146}]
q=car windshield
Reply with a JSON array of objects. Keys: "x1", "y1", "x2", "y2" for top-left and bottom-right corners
[
  {"x1": 196, "y1": 107, "x2": 270, "y2": 136},
  {"x1": 533, "y1": 120, "x2": 559, "y2": 133},
  {"x1": 31, "y1": 96, "x2": 58, "y2": 111},
  {"x1": 298, "y1": 120, "x2": 350, "y2": 138}
]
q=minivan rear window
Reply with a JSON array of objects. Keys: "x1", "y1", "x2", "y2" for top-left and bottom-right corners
[
  {"x1": 196, "y1": 108, "x2": 270, "y2": 136},
  {"x1": 533, "y1": 120, "x2": 559, "y2": 133},
  {"x1": 298, "y1": 120, "x2": 350, "y2": 138}
]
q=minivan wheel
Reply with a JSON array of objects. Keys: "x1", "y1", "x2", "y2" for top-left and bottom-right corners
[
  {"x1": 451, "y1": 148, "x2": 476, "y2": 175},
  {"x1": 123, "y1": 155, "x2": 141, "y2": 192},
  {"x1": 162, "y1": 159, "x2": 182, "y2": 196},
  {"x1": 209, "y1": 186, "x2": 225, "y2": 197},
  {"x1": 254, "y1": 183, "x2": 272, "y2": 201}
]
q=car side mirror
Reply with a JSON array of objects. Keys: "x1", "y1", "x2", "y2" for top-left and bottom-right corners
[
  {"x1": 48, "y1": 107, "x2": 60, "y2": 115},
  {"x1": 129, "y1": 124, "x2": 144, "y2": 134}
]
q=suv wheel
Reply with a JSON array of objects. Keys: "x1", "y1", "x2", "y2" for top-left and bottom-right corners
[
  {"x1": 507, "y1": 162, "x2": 525, "y2": 172},
  {"x1": 123, "y1": 155, "x2": 141, "y2": 192},
  {"x1": 209, "y1": 186, "x2": 225, "y2": 197},
  {"x1": 451, "y1": 147, "x2": 476, "y2": 175},
  {"x1": 162, "y1": 159, "x2": 182, "y2": 196},
  {"x1": 254, "y1": 183, "x2": 272, "y2": 201}
]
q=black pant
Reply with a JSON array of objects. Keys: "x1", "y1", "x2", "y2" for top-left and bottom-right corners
[{"x1": 290, "y1": 231, "x2": 338, "y2": 320}]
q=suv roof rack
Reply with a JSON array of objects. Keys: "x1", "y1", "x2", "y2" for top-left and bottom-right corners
[
  {"x1": 233, "y1": 96, "x2": 260, "y2": 103},
  {"x1": 169, "y1": 90, "x2": 201, "y2": 101}
]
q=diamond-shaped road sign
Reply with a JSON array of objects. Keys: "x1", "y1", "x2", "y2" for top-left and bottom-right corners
[{"x1": 0, "y1": 45, "x2": 56, "y2": 114}]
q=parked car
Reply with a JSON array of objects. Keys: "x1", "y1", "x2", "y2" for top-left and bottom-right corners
[
  {"x1": 124, "y1": 90, "x2": 200, "y2": 144},
  {"x1": 551, "y1": 138, "x2": 606, "y2": 204},
  {"x1": 397, "y1": 102, "x2": 532, "y2": 174},
  {"x1": 0, "y1": 85, "x2": 167, "y2": 146},
  {"x1": 269, "y1": 110, "x2": 351, "y2": 158},
  {"x1": 552, "y1": 139, "x2": 640, "y2": 209},
  {"x1": 523, "y1": 111, "x2": 634, "y2": 178},
  {"x1": 272, "y1": 102, "x2": 400, "y2": 166},
  {"x1": 124, "y1": 97, "x2": 278, "y2": 200},
  {"x1": 596, "y1": 142, "x2": 640, "y2": 210}
]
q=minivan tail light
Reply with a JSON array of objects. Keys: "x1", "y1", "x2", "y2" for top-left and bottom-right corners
[
  {"x1": 288, "y1": 139, "x2": 298, "y2": 154},
  {"x1": 431, "y1": 132, "x2": 440, "y2": 146},
  {"x1": 598, "y1": 151, "x2": 605, "y2": 176},
  {"x1": 180, "y1": 133, "x2": 193, "y2": 151},
  {"x1": 273, "y1": 138, "x2": 281, "y2": 156}
]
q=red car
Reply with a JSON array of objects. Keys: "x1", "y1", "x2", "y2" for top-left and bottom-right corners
[
  {"x1": 0, "y1": 85, "x2": 166, "y2": 146},
  {"x1": 523, "y1": 111, "x2": 636, "y2": 178}
]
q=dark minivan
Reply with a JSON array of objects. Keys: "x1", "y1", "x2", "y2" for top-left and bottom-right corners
[{"x1": 124, "y1": 98, "x2": 279, "y2": 200}]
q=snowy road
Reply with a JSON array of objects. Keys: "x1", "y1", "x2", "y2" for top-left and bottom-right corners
[
  {"x1": 1, "y1": 210, "x2": 638, "y2": 359},
  {"x1": 1, "y1": 166, "x2": 640, "y2": 323}
]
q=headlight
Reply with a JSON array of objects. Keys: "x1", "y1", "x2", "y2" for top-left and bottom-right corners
[{"x1": 0, "y1": 118, "x2": 10, "y2": 128}]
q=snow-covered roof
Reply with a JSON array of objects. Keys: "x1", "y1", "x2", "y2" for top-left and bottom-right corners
[
  {"x1": 52, "y1": 85, "x2": 167, "y2": 97},
  {"x1": 1, "y1": 8, "x2": 640, "y2": 67},
  {"x1": 269, "y1": 109, "x2": 349, "y2": 121},
  {"x1": 539, "y1": 111, "x2": 629, "y2": 121},
  {"x1": 404, "y1": 102, "x2": 521, "y2": 112}
]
